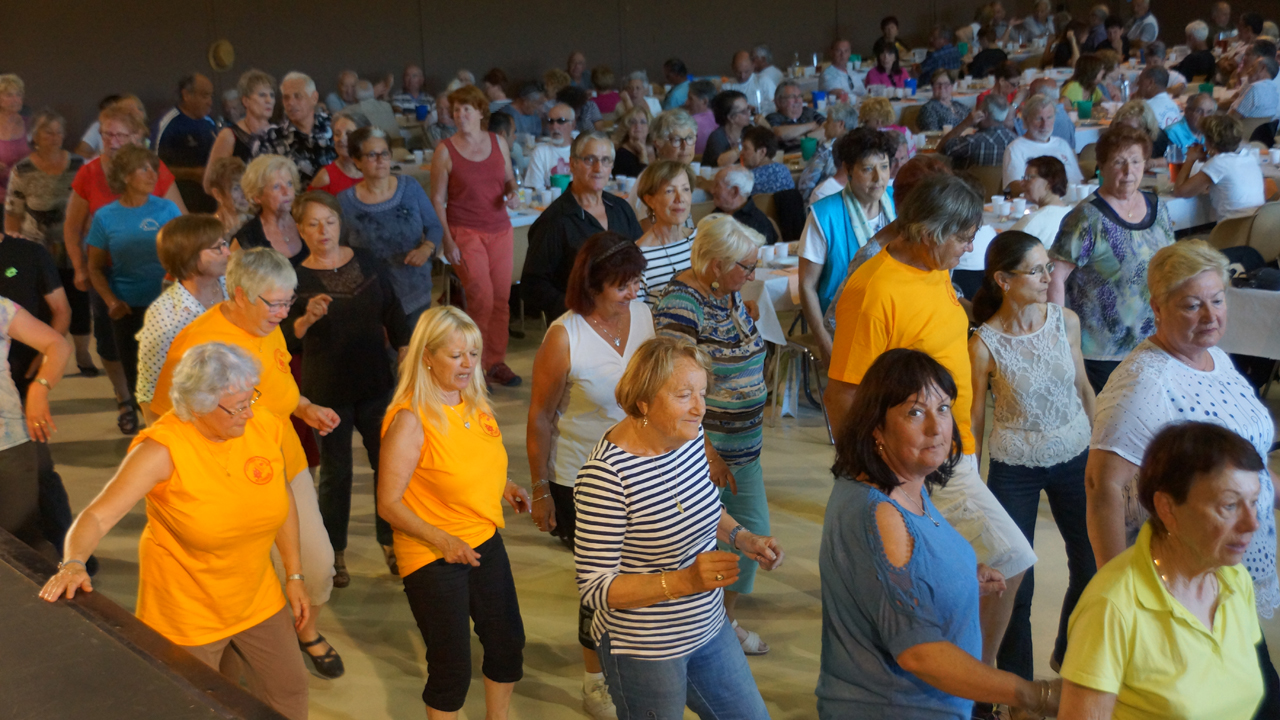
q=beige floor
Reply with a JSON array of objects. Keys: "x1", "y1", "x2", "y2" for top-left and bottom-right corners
[{"x1": 46, "y1": 332, "x2": 1280, "y2": 719}]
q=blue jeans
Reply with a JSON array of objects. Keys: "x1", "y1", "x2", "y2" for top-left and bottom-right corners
[
  {"x1": 988, "y1": 449, "x2": 1096, "y2": 680},
  {"x1": 599, "y1": 620, "x2": 770, "y2": 720}
]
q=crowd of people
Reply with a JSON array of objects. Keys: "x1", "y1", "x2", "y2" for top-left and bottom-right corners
[{"x1": 2, "y1": 2, "x2": 1279, "y2": 719}]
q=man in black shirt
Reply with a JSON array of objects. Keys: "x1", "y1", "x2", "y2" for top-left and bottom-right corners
[
  {"x1": 522, "y1": 133, "x2": 643, "y2": 320},
  {"x1": 709, "y1": 166, "x2": 779, "y2": 245},
  {"x1": 1177, "y1": 21, "x2": 1222, "y2": 82}
]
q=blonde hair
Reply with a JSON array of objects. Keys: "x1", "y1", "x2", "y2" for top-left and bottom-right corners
[
  {"x1": 1147, "y1": 239, "x2": 1229, "y2": 304},
  {"x1": 615, "y1": 336, "x2": 713, "y2": 418},
  {"x1": 1114, "y1": 99, "x2": 1159, "y2": 140},
  {"x1": 859, "y1": 97, "x2": 896, "y2": 127},
  {"x1": 240, "y1": 154, "x2": 300, "y2": 212},
  {"x1": 636, "y1": 160, "x2": 695, "y2": 214},
  {"x1": 0, "y1": 74, "x2": 25, "y2": 97},
  {"x1": 390, "y1": 306, "x2": 492, "y2": 432},
  {"x1": 691, "y1": 214, "x2": 764, "y2": 275},
  {"x1": 611, "y1": 104, "x2": 652, "y2": 146}
]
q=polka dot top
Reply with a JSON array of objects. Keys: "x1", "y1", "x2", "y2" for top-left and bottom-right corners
[{"x1": 1092, "y1": 339, "x2": 1278, "y2": 617}]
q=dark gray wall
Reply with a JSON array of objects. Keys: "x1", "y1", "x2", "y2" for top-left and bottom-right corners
[{"x1": 1, "y1": 0, "x2": 1273, "y2": 137}]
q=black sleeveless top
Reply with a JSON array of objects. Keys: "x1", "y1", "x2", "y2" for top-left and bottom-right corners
[{"x1": 233, "y1": 214, "x2": 310, "y2": 267}]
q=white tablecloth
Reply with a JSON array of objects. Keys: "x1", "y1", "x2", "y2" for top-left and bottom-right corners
[
  {"x1": 1221, "y1": 287, "x2": 1280, "y2": 360},
  {"x1": 741, "y1": 266, "x2": 798, "y2": 346}
]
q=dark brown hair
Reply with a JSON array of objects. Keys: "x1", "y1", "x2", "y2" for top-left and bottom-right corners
[
  {"x1": 565, "y1": 232, "x2": 647, "y2": 315},
  {"x1": 971, "y1": 231, "x2": 1044, "y2": 326},
  {"x1": 1138, "y1": 422, "x2": 1264, "y2": 534},
  {"x1": 1025, "y1": 156, "x2": 1068, "y2": 196},
  {"x1": 741, "y1": 125, "x2": 778, "y2": 158},
  {"x1": 157, "y1": 214, "x2": 225, "y2": 280},
  {"x1": 832, "y1": 348, "x2": 963, "y2": 492}
]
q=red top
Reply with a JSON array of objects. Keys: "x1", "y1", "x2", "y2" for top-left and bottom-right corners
[
  {"x1": 72, "y1": 157, "x2": 177, "y2": 216},
  {"x1": 442, "y1": 133, "x2": 511, "y2": 233},
  {"x1": 311, "y1": 161, "x2": 360, "y2": 196},
  {"x1": 594, "y1": 91, "x2": 622, "y2": 115}
]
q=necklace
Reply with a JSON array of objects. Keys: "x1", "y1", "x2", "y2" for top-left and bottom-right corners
[
  {"x1": 895, "y1": 487, "x2": 940, "y2": 527},
  {"x1": 588, "y1": 315, "x2": 624, "y2": 347},
  {"x1": 653, "y1": 460, "x2": 685, "y2": 513},
  {"x1": 446, "y1": 402, "x2": 470, "y2": 429}
]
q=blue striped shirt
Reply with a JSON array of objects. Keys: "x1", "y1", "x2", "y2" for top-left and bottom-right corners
[{"x1": 574, "y1": 427, "x2": 727, "y2": 658}]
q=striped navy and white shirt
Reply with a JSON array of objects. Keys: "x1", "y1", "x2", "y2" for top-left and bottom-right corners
[
  {"x1": 636, "y1": 231, "x2": 695, "y2": 307},
  {"x1": 574, "y1": 426, "x2": 726, "y2": 658}
]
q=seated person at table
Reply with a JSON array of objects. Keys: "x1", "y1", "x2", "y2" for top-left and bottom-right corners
[
  {"x1": 1010, "y1": 156, "x2": 1073, "y2": 247},
  {"x1": 1164, "y1": 93, "x2": 1217, "y2": 165},
  {"x1": 722, "y1": 50, "x2": 777, "y2": 116},
  {"x1": 751, "y1": 45, "x2": 786, "y2": 88},
  {"x1": 1045, "y1": 20, "x2": 1088, "y2": 69},
  {"x1": 941, "y1": 94, "x2": 1018, "y2": 170},
  {"x1": 1003, "y1": 94, "x2": 1084, "y2": 194},
  {"x1": 391, "y1": 64, "x2": 429, "y2": 114},
  {"x1": 1100, "y1": 16, "x2": 1130, "y2": 58},
  {"x1": 820, "y1": 39, "x2": 866, "y2": 101},
  {"x1": 1017, "y1": 0, "x2": 1057, "y2": 43},
  {"x1": 487, "y1": 113, "x2": 526, "y2": 177},
  {"x1": 798, "y1": 103, "x2": 858, "y2": 203},
  {"x1": 798, "y1": 128, "x2": 896, "y2": 365},
  {"x1": 1143, "y1": 42, "x2": 1188, "y2": 95},
  {"x1": 685, "y1": 80, "x2": 718, "y2": 156},
  {"x1": 557, "y1": 86, "x2": 602, "y2": 135},
  {"x1": 497, "y1": 82, "x2": 546, "y2": 138},
  {"x1": 1173, "y1": 113, "x2": 1266, "y2": 218},
  {"x1": 1080, "y1": 4, "x2": 1109, "y2": 51},
  {"x1": 524, "y1": 103, "x2": 575, "y2": 190},
  {"x1": 766, "y1": 81, "x2": 826, "y2": 153},
  {"x1": 523, "y1": 133, "x2": 644, "y2": 320},
  {"x1": 426, "y1": 91, "x2": 456, "y2": 149},
  {"x1": 1137, "y1": 67, "x2": 1183, "y2": 129},
  {"x1": 920, "y1": 26, "x2": 965, "y2": 78},
  {"x1": 591, "y1": 66, "x2": 622, "y2": 115},
  {"x1": 878, "y1": 16, "x2": 912, "y2": 58},
  {"x1": 1229, "y1": 56, "x2": 1280, "y2": 121},
  {"x1": 918, "y1": 71, "x2": 971, "y2": 131},
  {"x1": 621, "y1": 71, "x2": 663, "y2": 117},
  {"x1": 866, "y1": 39, "x2": 909, "y2": 89},
  {"x1": 1175, "y1": 21, "x2": 1218, "y2": 83},
  {"x1": 1062, "y1": 54, "x2": 1107, "y2": 107},
  {"x1": 1015, "y1": 79, "x2": 1077, "y2": 147},
  {"x1": 1122, "y1": 0, "x2": 1159, "y2": 50},
  {"x1": 977, "y1": 62, "x2": 1025, "y2": 106},
  {"x1": 702, "y1": 91, "x2": 749, "y2": 168},
  {"x1": 661, "y1": 58, "x2": 691, "y2": 111},
  {"x1": 739, "y1": 126, "x2": 795, "y2": 195},
  {"x1": 968, "y1": 26, "x2": 1009, "y2": 78},
  {"x1": 1112, "y1": 100, "x2": 1170, "y2": 168},
  {"x1": 709, "y1": 166, "x2": 779, "y2": 245},
  {"x1": 859, "y1": 98, "x2": 914, "y2": 156},
  {"x1": 351, "y1": 80, "x2": 398, "y2": 138}
]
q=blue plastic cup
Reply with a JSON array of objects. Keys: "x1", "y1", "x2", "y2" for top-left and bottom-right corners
[{"x1": 415, "y1": 104, "x2": 429, "y2": 121}]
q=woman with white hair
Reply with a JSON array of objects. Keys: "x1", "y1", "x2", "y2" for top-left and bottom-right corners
[
  {"x1": 650, "y1": 109, "x2": 698, "y2": 165},
  {"x1": 619, "y1": 71, "x2": 663, "y2": 116},
  {"x1": 233, "y1": 154, "x2": 307, "y2": 266},
  {"x1": 653, "y1": 214, "x2": 774, "y2": 654},
  {"x1": 148, "y1": 247, "x2": 344, "y2": 679},
  {"x1": 797, "y1": 102, "x2": 859, "y2": 202},
  {"x1": 379, "y1": 306, "x2": 531, "y2": 718},
  {"x1": 39, "y1": 342, "x2": 311, "y2": 720},
  {"x1": 204, "y1": 69, "x2": 278, "y2": 193}
]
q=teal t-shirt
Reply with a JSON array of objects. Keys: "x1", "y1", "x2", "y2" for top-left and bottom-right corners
[{"x1": 86, "y1": 195, "x2": 180, "y2": 307}]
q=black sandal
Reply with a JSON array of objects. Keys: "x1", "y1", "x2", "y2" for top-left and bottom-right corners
[
  {"x1": 299, "y1": 634, "x2": 345, "y2": 678},
  {"x1": 77, "y1": 364, "x2": 101, "y2": 378},
  {"x1": 117, "y1": 401, "x2": 139, "y2": 436}
]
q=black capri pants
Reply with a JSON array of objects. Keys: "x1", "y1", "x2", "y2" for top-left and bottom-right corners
[{"x1": 402, "y1": 531, "x2": 524, "y2": 712}]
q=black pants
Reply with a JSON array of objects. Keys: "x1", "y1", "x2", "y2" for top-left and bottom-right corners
[
  {"x1": 1258, "y1": 638, "x2": 1280, "y2": 719},
  {"x1": 58, "y1": 267, "x2": 92, "y2": 337},
  {"x1": 402, "y1": 532, "x2": 524, "y2": 712},
  {"x1": 110, "y1": 309, "x2": 148, "y2": 400},
  {"x1": 0, "y1": 441, "x2": 42, "y2": 548},
  {"x1": 87, "y1": 288, "x2": 118, "y2": 362},
  {"x1": 317, "y1": 392, "x2": 393, "y2": 550},
  {"x1": 1083, "y1": 359, "x2": 1121, "y2": 395}
]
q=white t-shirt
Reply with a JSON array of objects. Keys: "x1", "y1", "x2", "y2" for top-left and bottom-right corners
[
  {"x1": 798, "y1": 209, "x2": 888, "y2": 266},
  {"x1": 1198, "y1": 149, "x2": 1266, "y2": 219},
  {"x1": 1091, "y1": 340, "x2": 1278, "y2": 615},
  {"x1": 819, "y1": 63, "x2": 866, "y2": 97},
  {"x1": 643, "y1": 96, "x2": 663, "y2": 116},
  {"x1": 758, "y1": 66, "x2": 785, "y2": 88},
  {"x1": 80, "y1": 121, "x2": 102, "y2": 154},
  {"x1": 1009, "y1": 204, "x2": 1073, "y2": 249},
  {"x1": 1002, "y1": 136, "x2": 1083, "y2": 190},
  {"x1": 1145, "y1": 92, "x2": 1182, "y2": 129},
  {"x1": 954, "y1": 224, "x2": 998, "y2": 271},
  {"x1": 523, "y1": 142, "x2": 572, "y2": 190},
  {"x1": 723, "y1": 74, "x2": 778, "y2": 115},
  {"x1": 808, "y1": 175, "x2": 843, "y2": 206}
]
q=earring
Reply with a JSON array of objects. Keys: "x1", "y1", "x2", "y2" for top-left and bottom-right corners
[
  {"x1": 642, "y1": 415, "x2": 649, "y2": 427},
  {"x1": 710, "y1": 280, "x2": 721, "y2": 292},
  {"x1": 875, "y1": 440, "x2": 885, "y2": 455}
]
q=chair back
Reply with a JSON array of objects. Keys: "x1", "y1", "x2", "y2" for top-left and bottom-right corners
[
  {"x1": 751, "y1": 191, "x2": 778, "y2": 221},
  {"x1": 899, "y1": 105, "x2": 922, "y2": 133},
  {"x1": 1208, "y1": 214, "x2": 1256, "y2": 252},
  {"x1": 771, "y1": 189, "x2": 807, "y2": 240},
  {"x1": 1248, "y1": 202, "x2": 1280, "y2": 263},
  {"x1": 1077, "y1": 142, "x2": 1098, "y2": 180},
  {"x1": 1239, "y1": 117, "x2": 1271, "y2": 144},
  {"x1": 966, "y1": 164, "x2": 1006, "y2": 198},
  {"x1": 690, "y1": 200, "x2": 717, "y2": 224}
]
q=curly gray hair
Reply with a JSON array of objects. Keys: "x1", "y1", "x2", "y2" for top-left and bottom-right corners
[
  {"x1": 227, "y1": 247, "x2": 297, "y2": 301},
  {"x1": 170, "y1": 343, "x2": 261, "y2": 421}
]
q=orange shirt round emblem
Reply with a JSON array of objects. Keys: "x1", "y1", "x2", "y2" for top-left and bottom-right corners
[
  {"x1": 273, "y1": 348, "x2": 290, "y2": 373},
  {"x1": 244, "y1": 456, "x2": 274, "y2": 485},
  {"x1": 477, "y1": 411, "x2": 501, "y2": 438}
]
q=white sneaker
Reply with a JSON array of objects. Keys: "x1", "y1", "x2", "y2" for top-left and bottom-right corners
[{"x1": 582, "y1": 676, "x2": 618, "y2": 720}]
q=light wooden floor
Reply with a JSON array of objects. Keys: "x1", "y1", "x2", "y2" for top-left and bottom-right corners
[{"x1": 45, "y1": 331, "x2": 1280, "y2": 719}]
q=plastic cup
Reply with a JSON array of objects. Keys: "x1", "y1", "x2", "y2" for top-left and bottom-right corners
[
  {"x1": 991, "y1": 195, "x2": 1004, "y2": 205},
  {"x1": 800, "y1": 137, "x2": 819, "y2": 161},
  {"x1": 412, "y1": 149, "x2": 424, "y2": 165},
  {"x1": 1270, "y1": 149, "x2": 1280, "y2": 164},
  {"x1": 1199, "y1": 82, "x2": 1214, "y2": 94},
  {"x1": 550, "y1": 174, "x2": 571, "y2": 191},
  {"x1": 415, "y1": 104, "x2": 429, "y2": 121},
  {"x1": 690, "y1": 162, "x2": 703, "y2": 175},
  {"x1": 1011, "y1": 198, "x2": 1027, "y2": 215},
  {"x1": 1076, "y1": 100, "x2": 1093, "y2": 120},
  {"x1": 997, "y1": 201, "x2": 1012, "y2": 218}
]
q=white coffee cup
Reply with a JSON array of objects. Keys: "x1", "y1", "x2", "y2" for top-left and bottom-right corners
[
  {"x1": 943, "y1": 124, "x2": 954, "y2": 133},
  {"x1": 690, "y1": 162, "x2": 703, "y2": 175},
  {"x1": 412, "y1": 149, "x2": 424, "y2": 165},
  {"x1": 991, "y1": 195, "x2": 1004, "y2": 205},
  {"x1": 1270, "y1": 148, "x2": 1280, "y2": 164},
  {"x1": 760, "y1": 245, "x2": 776, "y2": 263},
  {"x1": 997, "y1": 201, "x2": 1012, "y2": 218},
  {"x1": 1011, "y1": 198, "x2": 1027, "y2": 216}
]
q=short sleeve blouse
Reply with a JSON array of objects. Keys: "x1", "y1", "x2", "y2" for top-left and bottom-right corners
[{"x1": 0, "y1": 297, "x2": 28, "y2": 451}]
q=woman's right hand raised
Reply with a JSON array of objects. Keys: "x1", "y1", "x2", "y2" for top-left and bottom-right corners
[
  {"x1": 682, "y1": 551, "x2": 741, "y2": 594},
  {"x1": 435, "y1": 531, "x2": 481, "y2": 566},
  {"x1": 39, "y1": 563, "x2": 93, "y2": 602}
]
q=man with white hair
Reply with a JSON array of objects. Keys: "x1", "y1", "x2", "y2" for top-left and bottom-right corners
[
  {"x1": 267, "y1": 72, "x2": 335, "y2": 186},
  {"x1": 1003, "y1": 94, "x2": 1084, "y2": 194},
  {"x1": 710, "y1": 166, "x2": 778, "y2": 245},
  {"x1": 524, "y1": 103, "x2": 576, "y2": 190},
  {"x1": 1013, "y1": 78, "x2": 1076, "y2": 147},
  {"x1": 940, "y1": 94, "x2": 1018, "y2": 169},
  {"x1": 723, "y1": 50, "x2": 777, "y2": 115},
  {"x1": 1174, "y1": 20, "x2": 1217, "y2": 82},
  {"x1": 325, "y1": 70, "x2": 357, "y2": 112},
  {"x1": 352, "y1": 79, "x2": 399, "y2": 137},
  {"x1": 751, "y1": 44, "x2": 784, "y2": 87},
  {"x1": 1229, "y1": 53, "x2": 1280, "y2": 121}
]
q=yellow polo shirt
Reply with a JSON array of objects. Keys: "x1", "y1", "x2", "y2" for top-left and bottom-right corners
[{"x1": 1061, "y1": 522, "x2": 1264, "y2": 719}]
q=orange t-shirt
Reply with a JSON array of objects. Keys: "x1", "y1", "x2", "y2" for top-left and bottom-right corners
[
  {"x1": 829, "y1": 249, "x2": 977, "y2": 453},
  {"x1": 150, "y1": 305, "x2": 307, "y2": 478},
  {"x1": 133, "y1": 411, "x2": 289, "y2": 646},
  {"x1": 382, "y1": 400, "x2": 509, "y2": 576}
]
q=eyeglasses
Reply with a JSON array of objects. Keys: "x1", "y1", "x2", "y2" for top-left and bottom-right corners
[
  {"x1": 1006, "y1": 262, "x2": 1056, "y2": 277},
  {"x1": 735, "y1": 260, "x2": 758, "y2": 274},
  {"x1": 259, "y1": 294, "x2": 297, "y2": 312},
  {"x1": 574, "y1": 154, "x2": 615, "y2": 167},
  {"x1": 218, "y1": 388, "x2": 262, "y2": 417},
  {"x1": 364, "y1": 150, "x2": 392, "y2": 162},
  {"x1": 206, "y1": 238, "x2": 230, "y2": 252},
  {"x1": 666, "y1": 135, "x2": 696, "y2": 147},
  {"x1": 548, "y1": 117, "x2": 574, "y2": 125},
  {"x1": 101, "y1": 132, "x2": 135, "y2": 142},
  {"x1": 729, "y1": 108, "x2": 751, "y2": 117}
]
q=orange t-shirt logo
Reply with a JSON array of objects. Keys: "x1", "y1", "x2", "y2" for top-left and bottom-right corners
[
  {"x1": 477, "y1": 412, "x2": 501, "y2": 437},
  {"x1": 244, "y1": 457, "x2": 274, "y2": 484},
  {"x1": 273, "y1": 349, "x2": 289, "y2": 373}
]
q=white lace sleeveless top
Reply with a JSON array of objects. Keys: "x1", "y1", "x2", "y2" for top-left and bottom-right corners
[{"x1": 976, "y1": 303, "x2": 1091, "y2": 467}]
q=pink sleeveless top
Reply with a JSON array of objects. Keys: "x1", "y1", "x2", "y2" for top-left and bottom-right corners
[
  {"x1": 0, "y1": 136, "x2": 31, "y2": 195},
  {"x1": 442, "y1": 133, "x2": 511, "y2": 233}
]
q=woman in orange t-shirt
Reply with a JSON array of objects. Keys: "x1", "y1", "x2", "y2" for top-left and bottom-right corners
[
  {"x1": 39, "y1": 343, "x2": 311, "y2": 720},
  {"x1": 379, "y1": 306, "x2": 531, "y2": 717}
]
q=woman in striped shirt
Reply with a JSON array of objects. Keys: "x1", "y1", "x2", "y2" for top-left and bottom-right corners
[
  {"x1": 634, "y1": 161, "x2": 695, "y2": 305},
  {"x1": 575, "y1": 336, "x2": 784, "y2": 720},
  {"x1": 653, "y1": 214, "x2": 773, "y2": 655}
]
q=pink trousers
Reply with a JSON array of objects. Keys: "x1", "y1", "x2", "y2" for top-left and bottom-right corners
[{"x1": 452, "y1": 225, "x2": 513, "y2": 370}]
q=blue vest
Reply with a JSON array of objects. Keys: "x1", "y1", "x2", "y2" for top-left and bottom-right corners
[{"x1": 811, "y1": 189, "x2": 896, "y2": 314}]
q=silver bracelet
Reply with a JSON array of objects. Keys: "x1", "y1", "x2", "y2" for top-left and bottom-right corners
[
  {"x1": 58, "y1": 559, "x2": 86, "y2": 572},
  {"x1": 532, "y1": 493, "x2": 552, "y2": 502},
  {"x1": 287, "y1": 574, "x2": 305, "y2": 582}
]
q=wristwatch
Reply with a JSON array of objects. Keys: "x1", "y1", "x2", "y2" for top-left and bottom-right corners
[{"x1": 728, "y1": 524, "x2": 748, "y2": 550}]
